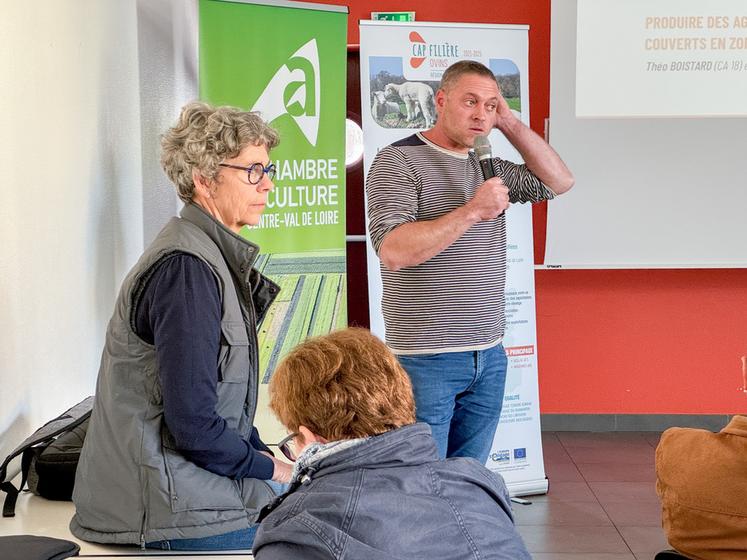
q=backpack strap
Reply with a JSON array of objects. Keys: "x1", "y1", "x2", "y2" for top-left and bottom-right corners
[
  {"x1": 1, "y1": 447, "x2": 37, "y2": 518},
  {"x1": 0, "y1": 482, "x2": 18, "y2": 518}
]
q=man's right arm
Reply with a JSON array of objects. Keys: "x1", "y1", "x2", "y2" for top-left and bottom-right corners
[
  {"x1": 367, "y1": 147, "x2": 509, "y2": 272},
  {"x1": 379, "y1": 177, "x2": 509, "y2": 271}
]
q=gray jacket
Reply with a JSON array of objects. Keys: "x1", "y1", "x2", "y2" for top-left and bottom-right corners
[
  {"x1": 253, "y1": 423, "x2": 531, "y2": 560},
  {"x1": 71, "y1": 204, "x2": 278, "y2": 545}
]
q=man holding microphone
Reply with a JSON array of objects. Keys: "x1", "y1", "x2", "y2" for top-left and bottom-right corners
[{"x1": 366, "y1": 60, "x2": 574, "y2": 463}]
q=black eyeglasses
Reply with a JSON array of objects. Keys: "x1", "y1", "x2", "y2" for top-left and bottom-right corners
[
  {"x1": 268, "y1": 432, "x2": 298, "y2": 462},
  {"x1": 218, "y1": 162, "x2": 276, "y2": 185}
]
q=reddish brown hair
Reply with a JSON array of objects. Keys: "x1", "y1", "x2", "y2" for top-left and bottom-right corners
[{"x1": 269, "y1": 328, "x2": 416, "y2": 440}]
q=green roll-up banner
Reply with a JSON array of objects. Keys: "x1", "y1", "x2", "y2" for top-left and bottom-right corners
[{"x1": 200, "y1": 0, "x2": 348, "y2": 440}]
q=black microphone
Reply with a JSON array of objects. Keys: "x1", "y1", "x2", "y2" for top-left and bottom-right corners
[
  {"x1": 474, "y1": 134, "x2": 506, "y2": 217},
  {"x1": 473, "y1": 135, "x2": 495, "y2": 180}
]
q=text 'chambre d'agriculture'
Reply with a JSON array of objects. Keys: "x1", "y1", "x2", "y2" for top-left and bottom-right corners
[{"x1": 256, "y1": 158, "x2": 341, "y2": 230}]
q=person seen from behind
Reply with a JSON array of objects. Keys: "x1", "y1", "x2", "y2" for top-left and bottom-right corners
[{"x1": 253, "y1": 327, "x2": 531, "y2": 560}]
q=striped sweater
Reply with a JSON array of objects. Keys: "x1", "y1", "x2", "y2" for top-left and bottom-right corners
[{"x1": 366, "y1": 132, "x2": 555, "y2": 354}]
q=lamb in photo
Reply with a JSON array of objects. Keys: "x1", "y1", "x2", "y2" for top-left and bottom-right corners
[
  {"x1": 384, "y1": 82, "x2": 435, "y2": 128},
  {"x1": 371, "y1": 90, "x2": 403, "y2": 120}
]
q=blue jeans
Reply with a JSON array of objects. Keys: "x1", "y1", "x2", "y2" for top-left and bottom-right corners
[
  {"x1": 146, "y1": 526, "x2": 257, "y2": 551},
  {"x1": 145, "y1": 480, "x2": 287, "y2": 551},
  {"x1": 398, "y1": 344, "x2": 507, "y2": 464}
]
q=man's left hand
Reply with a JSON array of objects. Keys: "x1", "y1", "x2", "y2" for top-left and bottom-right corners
[{"x1": 493, "y1": 89, "x2": 518, "y2": 131}]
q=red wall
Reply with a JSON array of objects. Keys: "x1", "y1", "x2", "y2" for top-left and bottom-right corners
[{"x1": 316, "y1": 0, "x2": 747, "y2": 414}]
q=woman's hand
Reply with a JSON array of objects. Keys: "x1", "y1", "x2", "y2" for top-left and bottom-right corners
[
  {"x1": 261, "y1": 451, "x2": 293, "y2": 483},
  {"x1": 270, "y1": 456, "x2": 293, "y2": 483}
]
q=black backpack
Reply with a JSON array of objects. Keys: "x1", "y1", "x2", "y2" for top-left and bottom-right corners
[{"x1": 0, "y1": 397, "x2": 93, "y2": 517}]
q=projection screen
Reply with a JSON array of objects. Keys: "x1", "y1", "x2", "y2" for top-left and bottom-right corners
[{"x1": 546, "y1": 0, "x2": 747, "y2": 268}]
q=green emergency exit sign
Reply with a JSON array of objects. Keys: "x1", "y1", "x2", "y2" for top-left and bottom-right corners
[{"x1": 371, "y1": 11, "x2": 415, "y2": 22}]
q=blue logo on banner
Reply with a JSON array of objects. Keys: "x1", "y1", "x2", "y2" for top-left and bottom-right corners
[
  {"x1": 513, "y1": 448, "x2": 527, "y2": 460},
  {"x1": 490, "y1": 449, "x2": 511, "y2": 463}
]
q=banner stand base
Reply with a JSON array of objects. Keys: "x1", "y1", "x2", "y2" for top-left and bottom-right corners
[{"x1": 507, "y1": 477, "x2": 549, "y2": 497}]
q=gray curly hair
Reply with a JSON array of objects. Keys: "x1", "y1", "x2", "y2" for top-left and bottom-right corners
[{"x1": 160, "y1": 102, "x2": 280, "y2": 203}]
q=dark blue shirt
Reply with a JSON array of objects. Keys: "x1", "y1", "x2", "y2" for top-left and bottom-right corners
[{"x1": 134, "y1": 253, "x2": 273, "y2": 481}]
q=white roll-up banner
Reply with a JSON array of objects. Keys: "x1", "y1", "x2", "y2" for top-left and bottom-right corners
[{"x1": 360, "y1": 20, "x2": 548, "y2": 496}]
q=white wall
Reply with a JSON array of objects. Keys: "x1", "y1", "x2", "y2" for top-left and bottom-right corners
[
  {"x1": 137, "y1": 0, "x2": 198, "y2": 245},
  {"x1": 0, "y1": 2, "x2": 145, "y2": 474}
]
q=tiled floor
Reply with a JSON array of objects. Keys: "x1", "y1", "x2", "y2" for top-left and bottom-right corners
[{"x1": 515, "y1": 431, "x2": 670, "y2": 560}]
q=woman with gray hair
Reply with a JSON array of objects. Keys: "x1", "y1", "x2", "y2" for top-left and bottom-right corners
[{"x1": 70, "y1": 102, "x2": 291, "y2": 551}]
